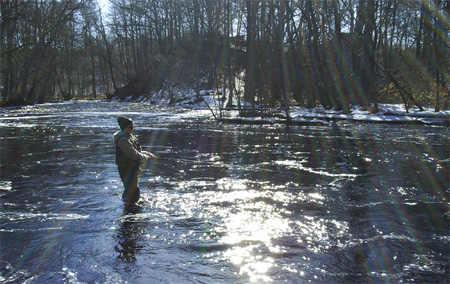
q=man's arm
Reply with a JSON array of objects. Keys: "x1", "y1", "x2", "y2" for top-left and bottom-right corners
[{"x1": 117, "y1": 137, "x2": 149, "y2": 162}]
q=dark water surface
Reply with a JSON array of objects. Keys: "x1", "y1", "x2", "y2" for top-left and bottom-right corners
[{"x1": 1, "y1": 101, "x2": 448, "y2": 283}]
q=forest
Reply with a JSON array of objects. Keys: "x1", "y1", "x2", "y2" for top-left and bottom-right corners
[{"x1": 1, "y1": 0, "x2": 449, "y2": 114}]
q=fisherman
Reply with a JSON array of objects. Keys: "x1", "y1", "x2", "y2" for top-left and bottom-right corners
[{"x1": 114, "y1": 117, "x2": 155, "y2": 209}]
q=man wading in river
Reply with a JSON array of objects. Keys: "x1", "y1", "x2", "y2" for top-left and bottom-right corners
[{"x1": 114, "y1": 117, "x2": 155, "y2": 209}]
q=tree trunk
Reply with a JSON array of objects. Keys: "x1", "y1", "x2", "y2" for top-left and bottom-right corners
[{"x1": 244, "y1": 0, "x2": 258, "y2": 115}]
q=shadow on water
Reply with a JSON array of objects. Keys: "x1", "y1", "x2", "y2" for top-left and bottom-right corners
[{"x1": 115, "y1": 206, "x2": 144, "y2": 263}]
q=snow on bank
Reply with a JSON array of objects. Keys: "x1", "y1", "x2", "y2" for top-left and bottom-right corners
[
  {"x1": 194, "y1": 94, "x2": 448, "y2": 126},
  {"x1": 215, "y1": 105, "x2": 449, "y2": 126},
  {"x1": 117, "y1": 89, "x2": 449, "y2": 126},
  {"x1": 289, "y1": 105, "x2": 450, "y2": 125}
]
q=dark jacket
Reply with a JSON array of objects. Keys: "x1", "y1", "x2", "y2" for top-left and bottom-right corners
[{"x1": 114, "y1": 131, "x2": 148, "y2": 168}]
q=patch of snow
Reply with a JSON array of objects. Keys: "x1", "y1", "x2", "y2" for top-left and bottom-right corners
[
  {"x1": 288, "y1": 104, "x2": 449, "y2": 125},
  {"x1": 112, "y1": 86, "x2": 449, "y2": 126}
]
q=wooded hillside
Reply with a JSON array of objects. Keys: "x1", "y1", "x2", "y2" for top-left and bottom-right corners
[{"x1": 1, "y1": 0, "x2": 449, "y2": 112}]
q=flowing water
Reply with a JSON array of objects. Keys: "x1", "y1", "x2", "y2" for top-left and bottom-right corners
[{"x1": 0, "y1": 101, "x2": 448, "y2": 283}]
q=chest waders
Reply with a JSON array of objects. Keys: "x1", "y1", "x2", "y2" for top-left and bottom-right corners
[{"x1": 115, "y1": 134, "x2": 142, "y2": 207}]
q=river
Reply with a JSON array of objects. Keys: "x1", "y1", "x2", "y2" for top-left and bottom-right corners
[{"x1": 0, "y1": 101, "x2": 448, "y2": 283}]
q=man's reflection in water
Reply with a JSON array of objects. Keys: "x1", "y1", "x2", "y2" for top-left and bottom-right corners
[{"x1": 115, "y1": 206, "x2": 144, "y2": 262}]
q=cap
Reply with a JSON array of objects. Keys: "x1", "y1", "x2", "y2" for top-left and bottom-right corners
[{"x1": 117, "y1": 116, "x2": 133, "y2": 130}]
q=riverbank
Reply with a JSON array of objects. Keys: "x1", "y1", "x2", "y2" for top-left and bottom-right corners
[
  {"x1": 4, "y1": 92, "x2": 448, "y2": 126},
  {"x1": 130, "y1": 90, "x2": 450, "y2": 126}
]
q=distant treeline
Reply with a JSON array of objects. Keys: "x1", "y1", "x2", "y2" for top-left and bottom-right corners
[{"x1": 1, "y1": 0, "x2": 449, "y2": 112}]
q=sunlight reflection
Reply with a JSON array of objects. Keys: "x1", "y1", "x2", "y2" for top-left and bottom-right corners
[
  {"x1": 148, "y1": 176, "x2": 351, "y2": 282},
  {"x1": 199, "y1": 180, "x2": 351, "y2": 282},
  {"x1": 309, "y1": 192, "x2": 325, "y2": 201},
  {"x1": 214, "y1": 187, "x2": 291, "y2": 282},
  {"x1": 216, "y1": 178, "x2": 249, "y2": 190}
]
